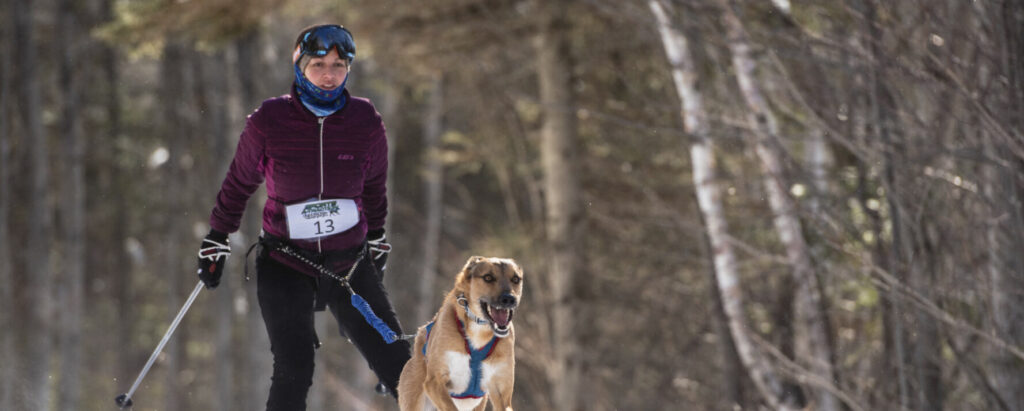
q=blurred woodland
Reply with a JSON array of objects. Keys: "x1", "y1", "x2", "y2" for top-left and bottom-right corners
[{"x1": 2, "y1": 0, "x2": 1024, "y2": 410}]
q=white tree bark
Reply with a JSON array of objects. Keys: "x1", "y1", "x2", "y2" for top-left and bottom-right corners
[
  {"x1": 535, "y1": 1, "x2": 583, "y2": 408},
  {"x1": 650, "y1": 2, "x2": 797, "y2": 409},
  {"x1": 716, "y1": 1, "x2": 839, "y2": 410},
  {"x1": 805, "y1": 128, "x2": 830, "y2": 217}
]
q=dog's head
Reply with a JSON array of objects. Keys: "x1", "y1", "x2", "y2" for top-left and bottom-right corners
[{"x1": 455, "y1": 256, "x2": 523, "y2": 338}]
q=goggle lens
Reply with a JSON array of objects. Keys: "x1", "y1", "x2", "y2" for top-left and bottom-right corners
[{"x1": 301, "y1": 25, "x2": 355, "y2": 60}]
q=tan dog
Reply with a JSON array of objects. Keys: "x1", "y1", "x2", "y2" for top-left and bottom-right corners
[{"x1": 398, "y1": 256, "x2": 524, "y2": 411}]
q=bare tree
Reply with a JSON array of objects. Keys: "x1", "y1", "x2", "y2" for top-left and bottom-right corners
[
  {"x1": 417, "y1": 73, "x2": 445, "y2": 324},
  {"x1": 650, "y1": 1, "x2": 799, "y2": 409},
  {"x1": 535, "y1": 0, "x2": 584, "y2": 408},
  {"x1": 232, "y1": 30, "x2": 274, "y2": 411},
  {"x1": 13, "y1": 0, "x2": 54, "y2": 407},
  {"x1": 987, "y1": 1, "x2": 1024, "y2": 409},
  {"x1": 188, "y1": 46, "x2": 236, "y2": 411},
  {"x1": 0, "y1": 3, "x2": 12, "y2": 408},
  {"x1": 856, "y1": 1, "x2": 914, "y2": 407},
  {"x1": 56, "y1": 0, "x2": 85, "y2": 409},
  {"x1": 159, "y1": 37, "x2": 193, "y2": 411},
  {"x1": 715, "y1": 1, "x2": 839, "y2": 410}
]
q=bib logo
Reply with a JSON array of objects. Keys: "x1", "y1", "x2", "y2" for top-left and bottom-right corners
[{"x1": 301, "y1": 201, "x2": 340, "y2": 220}]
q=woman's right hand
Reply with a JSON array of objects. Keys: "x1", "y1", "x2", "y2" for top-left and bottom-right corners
[{"x1": 197, "y1": 230, "x2": 230, "y2": 289}]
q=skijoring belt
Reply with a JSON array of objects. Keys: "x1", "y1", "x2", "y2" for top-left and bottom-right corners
[{"x1": 244, "y1": 232, "x2": 400, "y2": 344}]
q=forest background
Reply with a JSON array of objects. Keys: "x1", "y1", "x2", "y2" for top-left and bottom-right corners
[{"x1": 2, "y1": 0, "x2": 1023, "y2": 410}]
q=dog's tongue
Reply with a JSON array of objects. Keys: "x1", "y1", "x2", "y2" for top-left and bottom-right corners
[{"x1": 491, "y1": 308, "x2": 511, "y2": 327}]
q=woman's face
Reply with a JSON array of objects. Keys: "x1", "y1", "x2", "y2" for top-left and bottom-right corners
[{"x1": 303, "y1": 49, "x2": 349, "y2": 91}]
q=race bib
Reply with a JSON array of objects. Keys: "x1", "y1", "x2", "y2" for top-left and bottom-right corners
[{"x1": 285, "y1": 198, "x2": 359, "y2": 240}]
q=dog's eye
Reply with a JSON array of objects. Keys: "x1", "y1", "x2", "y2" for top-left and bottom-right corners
[
  {"x1": 482, "y1": 274, "x2": 496, "y2": 283},
  {"x1": 511, "y1": 275, "x2": 521, "y2": 284}
]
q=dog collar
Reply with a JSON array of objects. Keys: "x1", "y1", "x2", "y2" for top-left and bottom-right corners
[{"x1": 457, "y1": 294, "x2": 491, "y2": 325}]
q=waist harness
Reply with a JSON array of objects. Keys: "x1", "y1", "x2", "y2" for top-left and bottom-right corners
[
  {"x1": 245, "y1": 233, "x2": 399, "y2": 344},
  {"x1": 422, "y1": 310, "x2": 499, "y2": 399}
]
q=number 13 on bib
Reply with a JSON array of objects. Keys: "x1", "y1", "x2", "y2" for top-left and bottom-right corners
[{"x1": 284, "y1": 198, "x2": 359, "y2": 240}]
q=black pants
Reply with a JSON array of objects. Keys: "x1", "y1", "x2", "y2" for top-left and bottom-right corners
[{"x1": 256, "y1": 253, "x2": 411, "y2": 411}]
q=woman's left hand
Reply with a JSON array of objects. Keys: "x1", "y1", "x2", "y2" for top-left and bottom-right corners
[{"x1": 367, "y1": 229, "x2": 390, "y2": 274}]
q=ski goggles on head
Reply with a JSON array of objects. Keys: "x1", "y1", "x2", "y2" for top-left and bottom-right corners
[{"x1": 295, "y1": 25, "x2": 356, "y2": 63}]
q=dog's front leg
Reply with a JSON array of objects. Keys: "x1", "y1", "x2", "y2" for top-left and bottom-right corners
[
  {"x1": 424, "y1": 372, "x2": 460, "y2": 411},
  {"x1": 488, "y1": 376, "x2": 514, "y2": 411}
]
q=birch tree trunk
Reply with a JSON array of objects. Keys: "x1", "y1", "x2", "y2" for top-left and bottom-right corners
[
  {"x1": 716, "y1": 1, "x2": 838, "y2": 410},
  {"x1": 535, "y1": 1, "x2": 583, "y2": 408},
  {"x1": 805, "y1": 129, "x2": 830, "y2": 218},
  {"x1": 418, "y1": 73, "x2": 445, "y2": 324},
  {"x1": 57, "y1": 0, "x2": 85, "y2": 409},
  {"x1": 650, "y1": 2, "x2": 795, "y2": 409},
  {"x1": 14, "y1": 0, "x2": 54, "y2": 407}
]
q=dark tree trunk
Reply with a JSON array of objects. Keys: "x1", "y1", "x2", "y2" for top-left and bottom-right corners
[
  {"x1": 988, "y1": 1, "x2": 1024, "y2": 409},
  {"x1": 0, "y1": 2, "x2": 13, "y2": 407},
  {"x1": 234, "y1": 31, "x2": 272, "y2": 411},
  {"x1": 160, "y1": 38, "x2": 191, "y2": 411},
  {"x1": 417, "y1": 73, "x2": 444, "y2": 325},
  {"x1": 535, "y1": 1, "x2": 584, "y2": 408},
  {"x1": 13, "y1": 0, "x2": 54, "y2": 407},
  {"x1": 193, "y1": 49, "x2": 235, "y2": 411},
  {"x1": 861, "y1": 0, "x2": 911, "y2": 408},
  {"x1": 56, "y1": 0, "x2": 85, "y2": 409}
]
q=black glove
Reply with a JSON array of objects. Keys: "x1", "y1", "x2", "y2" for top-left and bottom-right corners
[
  {"x1": 197, "y1": 229, "x2": 230, "y2": 289},
  {"x1": 367, "y1": 228, "x2": 390, "y2": 274}
]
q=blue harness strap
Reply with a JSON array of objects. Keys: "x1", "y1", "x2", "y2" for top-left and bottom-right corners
[
  {"x1": 420, "y1": 311, "x2": 499, "y2": 399},
  {"x1": 422, "y1": 321, "x2": 435, "y2": 356}
]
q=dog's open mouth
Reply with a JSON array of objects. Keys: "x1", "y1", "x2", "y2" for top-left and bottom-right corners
[{"x1": 481, "y1": 301, "x2": 515, "y2": 338}]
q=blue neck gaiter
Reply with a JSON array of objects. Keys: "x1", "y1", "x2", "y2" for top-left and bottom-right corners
[{"x1": 294, "y1": 64, "x2": 348, "y2": 117}]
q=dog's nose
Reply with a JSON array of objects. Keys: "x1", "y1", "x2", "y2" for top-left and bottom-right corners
[{"x1": 498, "y1": 293, "x2": 517, "y2": 307}]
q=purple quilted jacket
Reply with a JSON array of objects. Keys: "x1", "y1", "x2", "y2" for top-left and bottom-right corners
[{"x1": 209, "y1": 86, "x2": 388, "y2": 266}]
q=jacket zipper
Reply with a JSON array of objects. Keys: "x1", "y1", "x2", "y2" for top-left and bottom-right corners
[{"x1": 317, "y1": 116, "x2": 325, "y2": 253}]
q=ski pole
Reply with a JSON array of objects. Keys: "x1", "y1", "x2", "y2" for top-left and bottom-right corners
[{"x1": 115, "y1": 280, "x2": 204, "y2": 409}]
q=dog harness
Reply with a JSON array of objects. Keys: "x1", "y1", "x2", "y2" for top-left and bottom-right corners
[{"x1": 422, "y1": 310, "x2": 499, "y2": 399}]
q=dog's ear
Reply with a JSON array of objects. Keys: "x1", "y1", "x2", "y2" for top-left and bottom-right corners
[
  {"x1": 463, "y1": 256, "x2": 486, "y2": 275},
  {"x1": 456, "y1": 256, "x2": 486, "y2": 288},
  {"x1": 506, "y1": 258, "x2": 523, "y2": 277},
  {"x1": 467, "y1": 256, "x2": 485, "y2": 268}
]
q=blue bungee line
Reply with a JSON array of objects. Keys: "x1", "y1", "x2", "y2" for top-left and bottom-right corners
[{"x1": 270, "y1": 242, "x2": 401, "y2": 344}]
